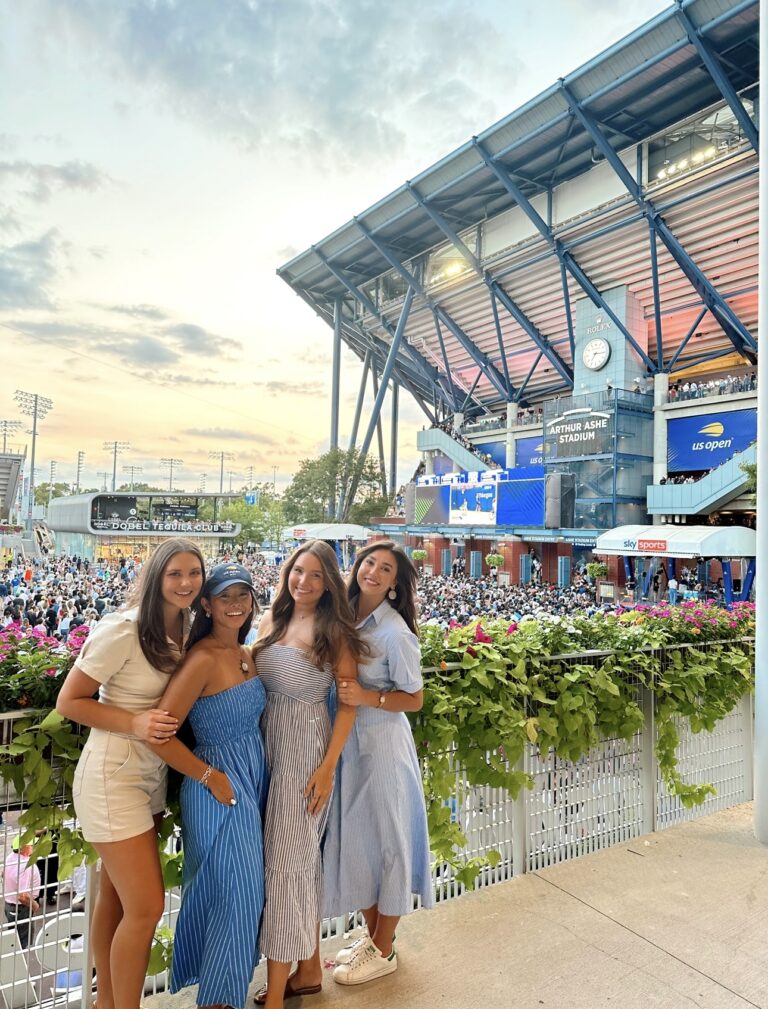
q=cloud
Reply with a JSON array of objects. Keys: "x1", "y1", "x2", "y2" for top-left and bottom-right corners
[
  {"x1": 151, "y1": 372, "x2": 238, "y2": 388},
  {"x1": 0, "y1": 159, "x2": 112, "y2": 202},
  {"x1": 41, "y1": 1, "x2": 523, "y2": 164},
  {"x1": 254, "y1": 379, "x2": 327, "y2": 397},
  {"x1": 182, "y1": 427, "x2": 279, "y2": 446},
  {"x1": 93, "y1": 334, "x2": 180, "y2": 365},
  {"x1": 106, "y1": 302, "x2": 169, "y2": 321},
  {"x1": 164, "y1": 322, "x2": 242, "y2": 356},
  {"x1": 0, "y1": 230, "x2": 62, "y2": 309}
]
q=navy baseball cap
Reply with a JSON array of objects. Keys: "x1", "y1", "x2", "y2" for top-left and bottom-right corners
[{"x1": 205, "y1": 562, "x2": 256, "y2": 597}]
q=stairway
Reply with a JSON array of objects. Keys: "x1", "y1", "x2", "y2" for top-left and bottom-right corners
[
  {"x1": 0, "y1": 452, "x2": 24, "y2": 521},
  {"x1": 416, "y1": 428, "x2": 494, "y2": 473},
  {"x1": 647, "y1": 443, "x2": 755, "y2": 515}
]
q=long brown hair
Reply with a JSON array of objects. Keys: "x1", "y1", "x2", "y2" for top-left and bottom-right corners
[
  {"x1": 253, "y1": 540, "x2": 367, "y2": 668},
  {"x1": 348, "y1": 540, "x2": 419, "y2": 636},
  {"x1": 127, "y1": 538, "x2": 205, "y2": 673}
]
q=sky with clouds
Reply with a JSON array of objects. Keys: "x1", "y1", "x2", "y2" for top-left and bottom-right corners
[{"x1": 1, "y1": 0, "x2": 670, "y2": 495}]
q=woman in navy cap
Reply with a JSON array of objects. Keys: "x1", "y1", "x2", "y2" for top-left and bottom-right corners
[{"x1": 148, "y1": 561, "x2": 268, "y2": 1009}]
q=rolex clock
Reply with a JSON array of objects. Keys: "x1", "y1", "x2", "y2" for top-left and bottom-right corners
[{"x1": 582, "y1": 337, "x2": 611, "y2": 371}]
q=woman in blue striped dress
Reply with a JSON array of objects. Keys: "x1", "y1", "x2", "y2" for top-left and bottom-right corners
[
  {"x1": 323, "y1": 540, "x2": 433, "y2": 987},
  {"x1": 148, "y1": 561, "x2": 267, "y2": 1009},
  {"x1": 252, "y1": 541, "x2": 364, "y2": 1009}
]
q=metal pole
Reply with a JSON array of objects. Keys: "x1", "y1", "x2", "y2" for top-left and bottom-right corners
[
  {"x1": 220, "y1": 454, "x2": 224, "y2": 494},
  {"x1": 371, "y1": 366, "x2": 387, "y2": 497},
  {"x1": 331, "y1": 298, "x2": 342, "y2": 450},
  {"x1": 389, "y1": 382, "x2": 399, "y2": 497},
  {"x1": 27, "y1": 396, "x2": 38, "y2": 527},
  {"x1": 75, "y1": 451, "x2": 85, "y2": 494},
  {"x1": 754, "y1": 0, "x2": 768, "y2": 843}
]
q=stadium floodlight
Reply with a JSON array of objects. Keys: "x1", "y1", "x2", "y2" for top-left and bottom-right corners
[
  {"x1": 209, "y1": 450, "x2": 235, "y2": 493},
  {"x1": 14, "y1": 390, "x2": 53, "y2": 528},
  {"x1": 160, "y1": 458, "x2": 183, "y2": 491},
  {"x1": 0, "y1": 419, "x2": 22, "y2": 453},
  {"x1": 122, "y1": 464, "x2": 143, "y2": 491},
  {"x1": 104, "y1": 441, "x2": 130, "y2": 492}
]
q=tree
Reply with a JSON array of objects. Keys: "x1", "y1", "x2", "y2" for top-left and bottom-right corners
[
  {"x1": 34, "y1": 482, "x2": 71, "y2": 505},
  {"x1": 217, "y1": 499, "x2": 268, "y2": 546},
  {"x1": 282, "y1": 448, "x2": 387, "y2": 524},
  {"x1": 740, "y1": 461, "x2": 756, "y2": 496},
  {"x1": 115, "y1": 482, "x2": 166, "y2": 493}
]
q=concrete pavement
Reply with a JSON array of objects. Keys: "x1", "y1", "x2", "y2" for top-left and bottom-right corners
[{"x1": 147, "y1": 803, "x2": 768, "y2": 1009}]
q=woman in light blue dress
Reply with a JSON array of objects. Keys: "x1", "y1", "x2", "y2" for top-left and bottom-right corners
[
  {"x1": 149, "y1": 562, "x2": 267, "y2": 1009},
  {"x1": 323, "y1": 540, "x2": 433, "y2": 988}
]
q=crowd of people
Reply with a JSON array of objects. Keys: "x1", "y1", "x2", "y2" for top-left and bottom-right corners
[
  {"x1": 431, "y1": 421, "x2": 502, "y2": 469},
  {"x1": 669, "y1": 372, "x2": 756, "y2": 401},
  {"x1": 416, "y1": 572, "x2": 601, "y2": 626}
]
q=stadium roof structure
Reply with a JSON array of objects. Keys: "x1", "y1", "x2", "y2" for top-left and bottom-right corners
[{"x1": 279, "y1": 0, "x2": 759, "y2": 453}]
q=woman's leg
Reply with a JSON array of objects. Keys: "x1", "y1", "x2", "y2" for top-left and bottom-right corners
[
  {"x1": 262, "y1": 958, "x2": 292, "y2": 1009},
  {"x1": 89, "y1": 866, "x2": 124, "y2": 1009},
  {"x1": 290, "y1": 923, "x2": 322, "y2": 989},
  {"x1": 361, "y1": 903, "x2": 379, "y2": 939},
  {"x1": 371, "y1": 913, "x2": 400, "y2": 957},
  {"x1": 92, "y1": 827, "x2": 165, "y2": 1009}
]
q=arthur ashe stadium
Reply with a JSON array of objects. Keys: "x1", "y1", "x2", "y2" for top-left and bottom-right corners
[{"x1": 278, "y1": 0, "x2": 759, "y2": 606}]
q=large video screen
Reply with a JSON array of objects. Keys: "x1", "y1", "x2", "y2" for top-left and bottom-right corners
[
  {"x1": 667, "y1": 408, "x2": 756, "y2": 472},
  {"x1": 414, "y1": 485, "x2": 449, "y2": 524},
  {"x1": 449, "y1": 482, "x2": 498, "y2": 525}
]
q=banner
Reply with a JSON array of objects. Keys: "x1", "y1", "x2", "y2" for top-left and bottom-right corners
[
  {"x1": 496, "y1": 479, "x2": 545, "y2": 526},
  {"x1": 449, "y1": 482, "x2": 498, "y2": 525},
  {"x1": 667, "y1": 409, "x2": 756, "y2": 472},
  {"x1": 545, "y1": 407, "x2": 613, "y2": 458}
]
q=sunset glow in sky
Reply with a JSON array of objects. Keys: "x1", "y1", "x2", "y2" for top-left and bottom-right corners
[{"x1": 1, "y1": 0, "x2": 670, "y2": 493}]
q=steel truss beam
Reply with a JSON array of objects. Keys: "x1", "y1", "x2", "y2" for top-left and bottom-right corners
[
  {"x1": 405, "y1": 181, "x2": 573, "y2": 388},
  {"x1": 343, "y1": 287, "x2": 415, "y2": 517},
  {"x1": 472, "y1": 136, "x2": 655, "y2": 373},
  {"x1": 560, "y1": 80, "x2": 757, "y2": 365},
  {"x1": 354, "y1": 213, "x2": 514, "y2": 401},
  {"x1": 351, "y1": 216, "x2": 509, "y2": 403},
  {"x1": 308, "y1": 246, "x2": 460, "y2": 410},
  {"x1": 674, "y1": 1, "x2": 758, "y2": 153}
]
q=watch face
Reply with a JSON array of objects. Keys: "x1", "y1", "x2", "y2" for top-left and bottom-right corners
[{"x1": 582, "y1": 337, "x2": 611, "y2": 371}]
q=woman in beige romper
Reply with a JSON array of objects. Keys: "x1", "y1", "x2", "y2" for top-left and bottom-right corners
[{"x1": 57, "y1": 538, "x2": 205, "y2": 1009}]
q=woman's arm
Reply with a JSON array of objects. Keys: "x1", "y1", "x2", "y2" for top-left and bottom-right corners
[
  {"x1": 56, "y1": 666, "x2": 178, "y2": 742},
  {"x1": 335, "y1": 679, "x2": 423, "y2": 713},
  {"x1": 305, "y1": 644, "x2": 358, "y2": 816}
]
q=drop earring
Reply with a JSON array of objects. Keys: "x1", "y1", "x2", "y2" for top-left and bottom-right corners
[{"x1": 388, "y1": 587, "x2": 397, "y2": 600}]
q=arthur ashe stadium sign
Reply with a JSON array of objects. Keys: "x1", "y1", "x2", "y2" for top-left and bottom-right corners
[
  {"x1": 91, "y1": 518, "x2": 239, "y2": 535},
  {"x1": 545, "y1": 408, "x2": 612, "y2": 457}
]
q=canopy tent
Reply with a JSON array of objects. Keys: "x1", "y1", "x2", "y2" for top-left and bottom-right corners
[
  {"x1": 594, "y1": 524, "x2": 756, "y2": 559},
  {"x1": 289, "y1": 523, "x2": 372, "y2": 541}
]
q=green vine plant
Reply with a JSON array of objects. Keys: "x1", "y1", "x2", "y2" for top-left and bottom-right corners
[{"x1": 0, "y1": 601, "x2": 755, "y2": 901}]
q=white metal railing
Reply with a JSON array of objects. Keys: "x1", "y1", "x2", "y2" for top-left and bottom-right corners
[{"x1": 0, "y1": 644, "x2": 754, "y2": 1006}]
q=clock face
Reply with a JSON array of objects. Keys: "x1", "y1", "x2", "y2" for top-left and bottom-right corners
[{"x1": 582, "y1": 337, "x2": 611, "y2": 371}]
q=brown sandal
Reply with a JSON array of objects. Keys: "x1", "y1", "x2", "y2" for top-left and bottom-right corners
[{"x1": 253, "y1": 975, "x2": 322, "y2": 1004}]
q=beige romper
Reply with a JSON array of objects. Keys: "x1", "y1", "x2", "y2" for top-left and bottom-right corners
[{"x1": 72, "y1": 608, "x2": 187, "y2": 843}]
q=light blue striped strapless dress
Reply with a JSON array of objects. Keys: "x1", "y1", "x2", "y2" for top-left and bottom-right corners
[{"x1": 170, "y1": 675, "x2": 267, "y2": 1009}]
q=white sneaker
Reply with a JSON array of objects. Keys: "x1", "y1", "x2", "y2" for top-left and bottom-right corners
[
  {"x1": 333, "y1": 942, "x2": 397, "y2": 986},
  {"x1": 334, "y1": 932, "x2": 369, "y2": 965}
]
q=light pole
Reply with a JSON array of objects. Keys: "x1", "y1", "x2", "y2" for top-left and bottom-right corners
[
  {"x1": 104, "y1": 441, "x2": 130, "y2": 492},
  {"x1": 47, "y1": 460, "x2": 57, "y2": 508},
  {"x1": 209, "y1": 451, "x2": 235, "y2": 493},
  {"x1": 198, "y1": 473, "x2": 207, "y2": 493},
  {"x1": 0, "y1": 420, "x2": 22, "y2": 453},
  {"x1": 14, "y1": 390, "x2": 53, "y2": 528},
  {"x1": 160, "y1": 458, "x2": 183, "y2": 492},
  {"x1": 97, "y1": 471, "x2": 109, "y2": 492},
  {"x1": 75, "y1": 450, "x2": 85, "y2": 494},
  {"x1": 246, "y1": 465, "x2": 255, "y2": 489},
  {"x1": 122, "y1": 464, "x2": 143, "y2": 491},
  {"x1": 227, "y1": 470, "x2": 237, "y2": 493}
]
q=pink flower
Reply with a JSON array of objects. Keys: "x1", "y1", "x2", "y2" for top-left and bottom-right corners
[
  {"x1": 474, "y1": 625, "x2": 492, "y2": 644},
  {"x1": 466, "y1": 645, "x2": 477, "y2": 658},
  {"x1": 506, "y1": 622, "x2": 518, "y2": 635}
]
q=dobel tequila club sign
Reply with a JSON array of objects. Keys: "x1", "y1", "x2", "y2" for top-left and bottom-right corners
[{"x1": 91, "y1": 518, "x2": 238, "y2": 534}]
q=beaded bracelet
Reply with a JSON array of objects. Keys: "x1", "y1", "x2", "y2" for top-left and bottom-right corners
[{"x1": 200, "y1": 764, "x2": 214, "y2": 788}]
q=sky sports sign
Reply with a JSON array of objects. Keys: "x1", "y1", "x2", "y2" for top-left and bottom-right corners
[{"x1": 667, "y1": 409, "x2": 756, "y2": 472}]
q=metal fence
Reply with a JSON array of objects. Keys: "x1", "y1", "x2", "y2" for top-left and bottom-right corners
[{"x1": 0, "y1": 640, "x2": 754, "y2": 1007}]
